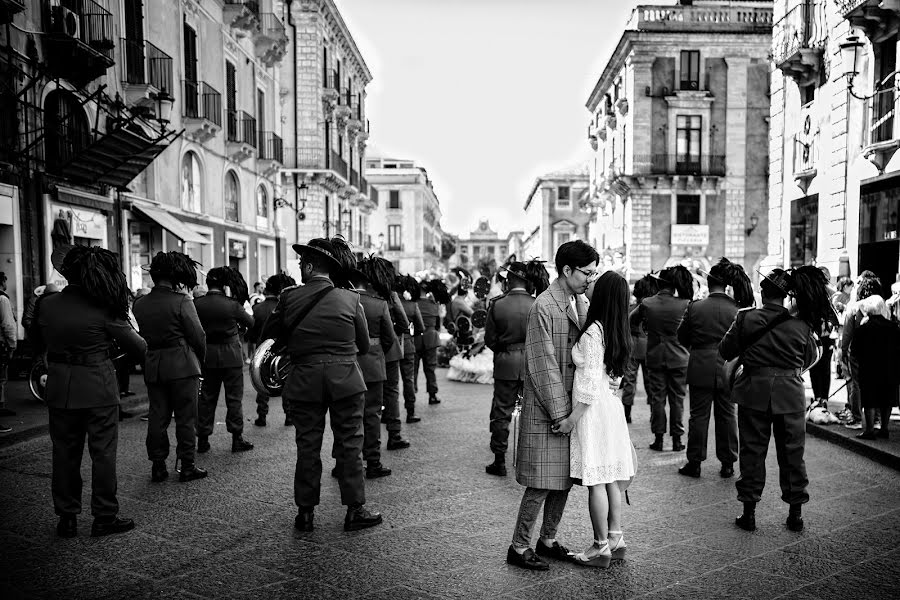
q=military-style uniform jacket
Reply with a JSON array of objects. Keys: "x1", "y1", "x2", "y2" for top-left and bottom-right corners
[
  {"x1": 719, "y1": 303, "x2": 817, "y2": 414},
  {"x1": 194, "y1": 290, "x2": 254, "y2": 369},
  {"x1": 132, "y1": 284, "x2": 206, "y2": 383},
  {"x1": 259, "y1": 276, "x2": 370, "y2": 400},
  {"x1": 628, "y1": 301, "x2": 647, "y2": 361},
  {"x1": 484, "y1": 288, "x2": 533, "y2": 381},
  {"x1": 357, "y1": 291, "x2": 395, "y2": 382},
  {"x1": 35, "y1": 286, "x2": 147, "y2": 409},
  {"x1": 401, "y1": 299, "x2": 424, "y2": 358},
  {"x1": 249, "y1": 295, "x2": 278, "y2": 343},
  {"x1": 677, "y1": 292, "x2": 739, "y2": 389},
  {"x1": 416, "y1": 297, "x2": 442, "y2": 351},
  {"x1": 385, "y1": 291, "x2": 409, "y2": 363},
  {"x1": 448, "y1": 294, "x2": 473, "y2": 326},
  {"x1": 632, "y1": 290, "x2": 690, "y2": 370}
]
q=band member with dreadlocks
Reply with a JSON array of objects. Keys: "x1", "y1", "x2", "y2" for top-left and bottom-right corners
[
  {"x1": 34, "y1": 246, "x2": 147, "y2": 538},
  {"x1": 621, "y1": 275, "x2": 657, "y2": 422},
  {"x1": 416, "y1": 279, "x2": 449, "y2": 405},
  {"x1": 676, "y1": 258, "x2": 754, "y2": 480},
  {"x1": 250, "y1": 272, "x2": 296, "y2": 427},
  {"x1": 483, "y1": 259, "x2": 548, "y2": 477},
  {"x1": 720, "y1": 266, "x2": 832, "y2": 532},
  {"x1": 195, "y1": 266, "x2": 254, "y2": 453},
  {"x1": 631, "y1": 265, "x2": 693, "y2": 452},
  {"x1": 398, "y1": 275, "x2": 425, "y2": 423},
  {"x1": 133, "y1": 251, "x2": 208, "y2": 483}
]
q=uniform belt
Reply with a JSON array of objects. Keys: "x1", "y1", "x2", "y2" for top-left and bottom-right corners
[
  {"x1": 693, "y1": 344, "x2": 720, "y2": 350},
  {"x1": 289, "y1": 352, "x2": 357, "y2": 365},
  {"x1": 47, "y1": 350, "x2": 110, "y2": 365},
  {"x1": 497, "y1": 342, "x2": 526, "y2": 352},
  {"x1": 148, "y1": 339, "x2": 187, "y2": 351},
  {"x1": 206, "y1": 333, "x2": 238, "y2": 344},
  {"x1": 742, "y1": 366, "x2": 800, "y2": 377}
]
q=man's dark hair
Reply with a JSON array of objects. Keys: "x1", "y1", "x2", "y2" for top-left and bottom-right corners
[
  {"x1": 0, "y1": 272, "x2": 6, "y2": 285},
  {"x1": 302, "y1": 251, "x2": 334, "y2": 276},
  {"x1": 632, "y1": 274, "x2": 657, "y2": 303},
  {"x1": 554, "y1": 240, "x2": 599, "y2": 274}
]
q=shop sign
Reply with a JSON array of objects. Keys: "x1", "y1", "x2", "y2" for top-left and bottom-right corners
[
  {"x1": 670, "y1": 224, "x2": 709, "y2": 246},
  {"x1": 229, "y1": 239, "x2": 247, "y2": 259},
  {"x1": 52, "y1": 204, "x2": 107, "y2": 242}
]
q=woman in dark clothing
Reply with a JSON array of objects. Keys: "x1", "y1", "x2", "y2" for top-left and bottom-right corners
[
  {"x1": 621, "y1": 275, "x2": 657, "y2": 420},
  {"x1": 851, "y1": 295, "x2": 900, "y2": 440}
]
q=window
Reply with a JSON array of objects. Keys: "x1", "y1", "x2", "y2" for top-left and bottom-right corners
[
  {"x1": 181, "y1": 152, "x2": 202, "y2": 212},
  {"x1": 258, "y1": 241, "x2": 275, "y2": 282},
  {"x1": 388, "y1": 225, "x2": 401, "y2": 251},
  {"x1": 556, "y1": 186, "x2": 571, "y2": 210},
  {"x1": 555, "y1": 232, "x2": 572, "y2": 248},
  {"x1": 257, "y1": 88, "x2": 265, "y2": 133},
  {"x1": 676, "y1": 115, "x2": 702, "y2": 174},
  {"x1": 680, "y1": 50, "x2": 700, "y2": 90},
  {"x1": 389, "y1": 190, "x2": 400, "y2": 209},
  {"x1": 473, "y1": 245, "x2": 482, "y2": 257},
  {"x1": 183, "y1": 22, "x2": 198, "y2": 116},
  {"x1": 487, "y1": 245, "x2": 495, "y2": 257},
  {"x1": 44, "y1": 91, "x2": 89, "y2": 174},
  {"x1": 790, "y1": 195, "x2": 818, "y2": 267},
  {"x1": 225, "y1": 171, "x2": 240, "y2": 222},
  {"x1": 256, "y1": 186, "x2": 268, "y2": 219},
  {"x1": 500, "y1": 245, "x2": 507, "y2": 256},
  {"x1": 225, "y1": 61, "x2": 237, "y2": 141},
  {"x1": 676, "y1": 195, "x2": 701, "y2": 224}
]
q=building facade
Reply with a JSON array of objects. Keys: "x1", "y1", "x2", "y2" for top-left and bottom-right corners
[
  {"x1": 521, "y1": 165, "x2": 591, "y2": 264},
  {"x1": 585, "y1": 0, "x2": 773, "y2": 279},
  {"x1": 454, "y1": 220, "x2": 517, "y2": 273},
  {"x1": 366, "y1": 156, "x2": 442, "y2": 274},
  {"x1": 766, "y1": 0, "x2": 899, "y2": 289}
]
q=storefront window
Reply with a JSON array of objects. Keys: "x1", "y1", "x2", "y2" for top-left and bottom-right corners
[
  {"x1": 225, "y1": 171, "x2": 240, "y2": 222},
  {"x1": 859, "y1": 182, "x2": 900, "y2": 289},
  {"x1": 181, "y1": 152, "x2": 202, "y2": 213},
  {"x1": 790, "y1": 195, "x2": 818, "y2": 268}
]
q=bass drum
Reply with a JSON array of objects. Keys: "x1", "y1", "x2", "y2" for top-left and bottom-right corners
[{"x1": 250, "y1": 339, "x2": 291, "y2": 397}]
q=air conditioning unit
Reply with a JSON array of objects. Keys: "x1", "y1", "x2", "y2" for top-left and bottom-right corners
[{"x1": 51, "y1": 6, "x2": 79, "y2": 38}]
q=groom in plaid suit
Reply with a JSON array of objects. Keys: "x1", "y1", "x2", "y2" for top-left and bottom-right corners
[{"x1": 507, "y1": 240, "x2": 598, "y2": 571}]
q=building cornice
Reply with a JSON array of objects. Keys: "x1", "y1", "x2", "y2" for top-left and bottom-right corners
[
  {"x1": 298, "y1": 0, "x2": 373, "y2": 83},
  {"x1": 587, "y1": 31, "x2": 635, "y2": 111}
]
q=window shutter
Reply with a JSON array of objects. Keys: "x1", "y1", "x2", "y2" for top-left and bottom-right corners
[{"x1": 226, "y1": 62, "x2": 236, "y2": 113}]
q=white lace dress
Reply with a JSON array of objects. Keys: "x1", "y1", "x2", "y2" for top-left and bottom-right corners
[{"x1": 570, "y1": 323, "x2": 636, "y2": 486}]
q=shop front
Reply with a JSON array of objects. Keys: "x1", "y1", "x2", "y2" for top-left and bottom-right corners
[
  {"x1": 859, "y1": 178, "x2": 900, "y2": 291},
  {"x1": 0, "y1": 183, "x2": 25, "y2": 339},
  {"x1": 44, "y1": 187, "x2": 116, "y2": 288}
]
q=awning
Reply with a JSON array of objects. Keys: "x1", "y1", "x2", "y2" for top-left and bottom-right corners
[{"x1": 132, "y1": 204, "x2": 208, "y2": 245}]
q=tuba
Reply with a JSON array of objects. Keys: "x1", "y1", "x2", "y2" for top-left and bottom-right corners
[{"x1": 250, "y1": 339, "x2": 291, "y2": 397}]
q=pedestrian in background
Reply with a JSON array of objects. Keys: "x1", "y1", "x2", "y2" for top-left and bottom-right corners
[
  {"x1": 850, "y1": 295, "x2": 900, "y2": 440},
  {"x1": 397, "y1": 275, "x2": 424, "y2": 423},
  {"x1": 620, "y1": 275, "x2": 657, "y2": 422},
  {"x1": 416, "y1": 279, "x2": 448, "y2": 405},
  {"x1": 0, "y1": 272, "x2": 17, "y2": 421},
  {"x1": 35, "y1": 246, "x2": 147, "y2": 538},
  {"x1": 840, "y1": 272, "x2": 883, "y2": 431},
  {"x1": 250, "y1": 272, "x2": 296, "y2": 427}
]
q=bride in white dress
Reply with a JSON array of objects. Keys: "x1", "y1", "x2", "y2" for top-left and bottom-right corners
[{"x1": 554, "y1": 271, "x2": 636, "y2": 568}]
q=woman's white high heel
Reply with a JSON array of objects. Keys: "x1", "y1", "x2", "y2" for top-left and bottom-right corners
[
  {"x1": 608, "y1": 530, "x2": 626, "y2": 560},
  {"x1": 573, "y1": 539, "x2": 612, "y2": 568}
]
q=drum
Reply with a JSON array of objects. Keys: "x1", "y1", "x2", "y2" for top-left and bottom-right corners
[{"x1": 28, "y1": 360, "x2": 47, "y2": 403}]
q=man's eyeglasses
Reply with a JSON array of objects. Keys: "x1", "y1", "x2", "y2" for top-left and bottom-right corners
[{"x1": 573, "y1": 267, "x2": 600, "y2": 281}]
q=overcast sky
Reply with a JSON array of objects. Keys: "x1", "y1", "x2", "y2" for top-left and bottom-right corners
[{"x1": 336, "y1": 0, "x2": 640, "y2": 237}]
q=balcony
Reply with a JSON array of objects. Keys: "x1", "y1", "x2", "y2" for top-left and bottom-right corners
[
  {"x1": 0, "y1": 1, "x2": 26, "y2": 25},
  {"x1": 223, "y1": 0, "x2": 259, "y2": 34},
  {"x1": 793, "y1": 133, "x2": 818, "y2": 193},
  {"x1": 331, "y1": 150, "x2": 348, "y2": 180},
  {"x1": 120, "y1": 39, "x2": 173, "y2": 109},
  {"x1": 281, "y1": 147, "x2": 348, "y2": 193},
  {"x1": 41, "y1": 0, "x2": 115, "y2": 84},
  {"x1": 182, "y1": 80, "x2": 221, "y2": 142},
  {"x1": 253, "y1": 13, "x2": 288, "y2": 67},
  {"x1": 839, "y1": 1, "x2": 900, "y2": 41},
  {"x1": 628, "y1": 3, "x2": 773, "y2": 33},
  {"x1": 333, "y1": 87, "x2": 353, "y2": 126},
  {"x1": 773, "y1": 1, "x2": 827, "y2": 85},
  {"x1": 257, "y1": 131, "x2": 283, "y2": 175},
  {"x1": 226, "y1": 110, "x2": 257, "y2": 163},
  {"x1": 863, "y1": 88, "x2": 900, "y2": 172},
  {"x1": 322, "y1": 69, "x2": 340, "y2": 112},
  {"x1": 349, "y1": 168, "x2": 359, "y2": 190},
  {"x1": 642, "y1": 154, "x2": 726, "y2": 177}
]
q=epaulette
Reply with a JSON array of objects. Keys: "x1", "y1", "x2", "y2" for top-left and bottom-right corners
[
  {"x1": 487, "y1": 293, "x2": 507, "y2": 307},
  {"x1": 280, "y1": 284, "x2": 300, "y2": 293},
  {"x1": 737, "y1": 306, "x2": 754, "y2": 312}
]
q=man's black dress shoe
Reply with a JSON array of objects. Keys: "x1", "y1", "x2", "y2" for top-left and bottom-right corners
[
  {"x1": 295, "y1": 510, "x2": 314, "y2": 532},
  {"x1": 365, "y1": 463, "x2": 391, "y2": 479},
  {"x1": 786, "y1": 514, "x2": 804, "y2": 531},
  {"x1": 386, "y1": 434, "x2": 410, "y2": 450},
  {"x1": 344, "y1": 505, "x2": 382, "y2": 531},
  {"x1": 406, "y1": 413, "x2": 421, "y2": 424},
  {"x1": 678, "y1": 461, "x2": 701, "y2": 478},
  {"x1": 485, "y1": 461, "x2": 507, "y2": 477},
  {"x1": 179, "y1": 464, "x2": 208, "y2": 482},
  {"x1": 671, "y1": 436, "x2": 685, "y2": 452},
  {"x1": 649, "y1": 435, "x2": 664, "y2": 451},
  {"x1": 231, "y1": 436, "x2": 254, "y2": 452},
  {"x1": 735, "y1": 513, "x2": 756, "y2": 532},
  {"x1": 254, "y1": 416, "x2": 266, "y2": 427},
  {"x1": 57, "y1": 515, "x2": 77, "y2": 538},
  {"x1": 506, "y1": 545, "x2": 549, "y2": 571},
  {"x1": 91, "y1": 516, "x2": 134, "y2": 537},
  {"x1": 535, "y1": 539, "x2": 571, "y2": 561},
  {"x1": 197, "y1": 437, "x2": 210, "y2": 453},
  {"x1": 720, "y1": 464, "x2": 735, "y2": 478},
  {"x1": 151, "y1": 460, "x2": 168, "y2": 483},
  {"x1": 428, "y1": 394, "x2": 441, "y2": 405}
]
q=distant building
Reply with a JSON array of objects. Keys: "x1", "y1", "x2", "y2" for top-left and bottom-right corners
[
  {"x1": 366, "y1": 156, "x2": 443, "y2": 274},
  {"x1": 521, "y1": 165, "x2": 591, "y2": 262},
  {"x1": 455, "y1": 220, "x2": 517, "y2": 273}
]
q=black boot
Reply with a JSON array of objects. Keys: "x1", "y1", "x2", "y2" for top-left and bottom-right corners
[
  {"x1": 485, "y1": 453, "x2": 507, "y2": 477},
  {"x1": 735, "y1": 501, "x2": 756, "y2": 532},
  {"x1": 365, "y1": 461, "x2": 392, "y2": 479},
  {"x1": 179, "y1": 462, "x2": 208, "y2": 482},
  {"x1": 254, "y1": 415, "x2": 266, "y2": 427},
  {"x1": 151, "y1": 460, "x2": 168, "y2": 483},
  {"x1": 231, "y1": 435, "x2": 254, "y2": 453},
  {"x1": 649, "y1": 434, "x2": 664, "y2": 451},
  {"x1": 344, "y1": 503, "x2": 383, "y2": 531},
  {"x1": 197, "y1": 436, "x2": 210, "y2": 454},
  {"x1": 672, "y1": 435, "x2": 685, "y2": 452},
  {"x1": 678, "y1": 460, "x2": 701, "y2": 478},
  {"x1": 386, "y1": 432, "x2": 411, "y2": 450},
  {"x1": 428, "y1": 394, "x2": 441, "y2": 405},
  {"x1": 406, "y1": 409, "x2": 421, "y2": 424},
  {"x1": 786, "y1": 504, "x2": 804, "y2": 531},
  {"x1": 295, "y1": 507, "x2": 314, "y2": 532},
  {"x1": 56, "y1": 514, "x2": 77, "y2": 538}
]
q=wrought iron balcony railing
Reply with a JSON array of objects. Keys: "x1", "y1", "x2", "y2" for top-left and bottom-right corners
[
  {"x1": 121, "y1": 38, "x2": 173, "y2": 93},
  {"x1": 625, "y1": 154, "x2": 726, "y2": 177},
  {"x1": 772, "y1": 1, "x2": 827, "y2": 68},
  {"x1": 41, "y1": 0, "x2": 115, "y2": 80},
  {"x1": 837, "y1": 1, "x2": 869, "y2": 16},
  {"x1": 330, "y1": 150, "x2": 348, "y2": 180},
  {"x1": 283, "y1": 147, "x2": 325, "y2": 170},
  {"x1": 350, "y1": 168, "x2": 359, "y2": 189},
  {"x1": 227, "y1": 110, "x2": 257, "y2": 148},
  {"x1": 324, "y1": 69, "x2": 340, "y2": 90},
  {"x1": 258, "y1": 131, "x2": 283, "y2": 162},
  {"x1": 866, "y1": 88, "x2": 897, "y2": 146},
  {"x1": 183, "y1": 80, "x2": 222, "y2": 126}
]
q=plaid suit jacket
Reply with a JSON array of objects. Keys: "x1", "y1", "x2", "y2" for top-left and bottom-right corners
[{"x1": 515, "y1": 278, "x2": 586, "y2": 490}]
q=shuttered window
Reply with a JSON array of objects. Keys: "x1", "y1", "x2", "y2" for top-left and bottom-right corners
[{"x1": 226, "y1": 61, "x2": 236, "y2": 140}]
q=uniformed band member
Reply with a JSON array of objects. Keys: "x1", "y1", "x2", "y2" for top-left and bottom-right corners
[
  {"x1": 720, "y1": 266, "x2": 832, "y2": 532},
  {"x1": 349, "y1": 259, "x2": 397, "y2": 477},
  {"x1": 676, "y1": 258, "x2": 753, "y2": 479},
  {"x1": 374, "y1": 261, "x2": 411, "y2": 450},
  {"x1": 621, "y1": 275, "x2": 657, "y2": 423},
  {"x1": 132, "y1": 252, "x2": 208, "y2": 483},
  {"x1": 484, "y1": 260, "x2": 548, "y2": 476},
  {"x1": 260, "y1": 238, "x2": 382, "y2": 532},
  {"x1": 416, "y1": 279, "x2": 449, "y2": 405},
  {"x1": 631, "y1": 265, "x2": 693, "y2": 451},
  {"x1": 448, "y1": 267, "x2": 474, "y2": 325},
  {"x1": 195, "y1": 267, "x2": 254, "y2": 453},
  {"x1": 250, "y1": 272, "x2": 296, "y2": 427},
  {"x1": 35, "y1": 246, "x2": 147, "y2": 538},
  {"x1": 397, "y1": 275, "x2": 425, "y2": 423}
]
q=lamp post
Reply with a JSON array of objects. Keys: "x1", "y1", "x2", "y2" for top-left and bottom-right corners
[
  {"x1": 151, "y1": 88, "x2": 174, "y2": 130},
  {"x1": 839, "y1": 35, "x2": 900, "y2": 100}
]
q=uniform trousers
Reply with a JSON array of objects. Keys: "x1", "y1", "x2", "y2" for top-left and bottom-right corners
[
  {"x1": 647, "y1": 365, "x2": 687, "y2": 436},
  {"x1": 362, "y1": 381, "x2": 384, "y2": 463},
  {"x1": 415, "y1": 347, "x2": 439, "y2": 395},
  {"x1": 736, "y1": 405, "x2": 809, "y2": 505},
  {"x1": 198, "y1": 366, "x2": 244, "y2": 437},
  {"x1": 511, "y1": 487, "x2": 570, "y2": 549},
  {"x1": 256, "y1": 392, "x2": 288, "y2": 419},
  {"x1": 489, "y1": 379, "x2": 522, "y2": 455},
  {"x1": 146, "y1": 377, "x2": 200, "y2": 464},
  {"x1": 48, "y1": 405, "x2": 119, "y2": 518},
  {"x1": 686, "y1": 386, "x2": 738, "y2": 465},
  {"x1": 400, "y1": 352, "x2": 417, "y2": 412},
  {"x1": 381, "y1": 361, "x2": 402, "y2": 433},
  {"x1": 292, "y1": 388, "x2": 365, "y2": 508},
  {"x1": 621, "y1": 357, "x2": 650, "y2": 406}
]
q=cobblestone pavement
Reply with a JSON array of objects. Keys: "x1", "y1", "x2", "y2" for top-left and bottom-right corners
[{"x1": 1, "y1": 369, "x2": 899, "y2": 599}]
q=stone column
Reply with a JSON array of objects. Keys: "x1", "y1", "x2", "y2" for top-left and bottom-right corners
[
  {"x1": 724, "y1": 56, "x2": 749, "y2": 263},
  {"x1": 761, "y1": 65, "x2": 787, "y2": 271},
  {"x1": 629, "y1": 191, "x2": 652, "y2": 276}
]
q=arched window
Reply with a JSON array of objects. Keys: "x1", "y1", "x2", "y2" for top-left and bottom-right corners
[
  {"x1": 44, "y1": 90, "x2": 89, "y2": 174},
  {"x1": 181, "y1": 152, "x2": 202, "y2": 213},
  {"x1": 225, "y1": 171, "x2": 240, "y2": 222},
  {"x1": 256, "y1": 186, "x2": 268, "y2": 219}
]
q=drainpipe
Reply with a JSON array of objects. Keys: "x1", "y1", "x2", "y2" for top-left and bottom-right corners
[{"x1": 288, "y1": 0, "x2": 299, "y2": 254}]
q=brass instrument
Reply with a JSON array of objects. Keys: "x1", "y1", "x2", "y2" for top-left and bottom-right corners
[{"x1": 250, "y1": 339, "x2": 291, "y2": 397}]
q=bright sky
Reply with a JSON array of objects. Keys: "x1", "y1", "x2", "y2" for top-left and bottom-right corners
[{"x1": 336, "y1": 0, "x2": 641, "y2": 237}]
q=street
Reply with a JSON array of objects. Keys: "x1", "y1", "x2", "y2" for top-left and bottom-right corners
[{"x1": 1, "y1": 369, "x2": 899, "y2": 600}]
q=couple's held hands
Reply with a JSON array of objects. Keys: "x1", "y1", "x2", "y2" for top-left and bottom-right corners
[{"x1": 552, "y1": 417, "x2": 574, "y2": 436}]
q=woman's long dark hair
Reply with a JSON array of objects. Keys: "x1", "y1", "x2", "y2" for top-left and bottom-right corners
[
  {"x1": 709, "y1": 257, "x2": 754, "y2": 308},
  {"x1": 576, "y1": 271, "x2": 633, "y2": 378},
  {"x1": 148, "y1": 251, "x2": 200, "y2": 290},
  {"x1": 61, "y1": 245, "x2": 132, "y2": 319},
  {"x1": 206, "y1": 266, "x2": 249, "y2": 305}
]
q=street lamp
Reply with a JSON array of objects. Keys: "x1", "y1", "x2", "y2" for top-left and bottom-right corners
[
  {"x1": 839, "y1": 35, "x2": 900, "y2": 100},
  {"x1": 151, "y1": 88, "x2": 174, "y2": 128},
  {"x1": 274, "y1": 182, "x2": 308, "y2": 221}
]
